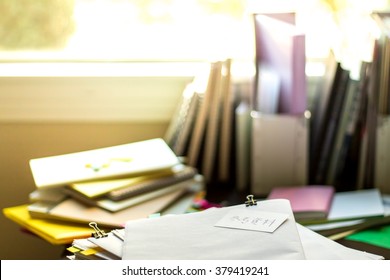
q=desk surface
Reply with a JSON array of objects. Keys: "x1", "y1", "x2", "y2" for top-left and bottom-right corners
[{"x1": 4, "y1": 186, "x2": 390, "y2": 260}]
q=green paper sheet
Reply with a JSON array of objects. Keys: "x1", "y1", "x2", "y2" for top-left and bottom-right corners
[{"x1": 346, "y1": 225, "x2": 390, "y2": 249}]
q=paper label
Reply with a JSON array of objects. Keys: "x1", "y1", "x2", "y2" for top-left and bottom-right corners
[{"x1": 215, "y1": 209, "x2": 288, "y2": 233}]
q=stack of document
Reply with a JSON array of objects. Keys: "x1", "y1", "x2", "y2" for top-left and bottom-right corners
[
  {"x1": 26, "y1": 138, "x2": 204, "y2": 227},
  {"x1": 303, "y1": 188, "x2": 390, "y2": 240},
  {"x1": 66, "y1": 199, "x2": 384, "y2": 260},
  {"x1": 27, "y1": 167, "x2": 203, "y2": 228},
  {"x1": 3, "y1": 138, "x2": 204, "y2": 245},
  {"x1": 267, "y1": 187, "x2": 389, "y2": 240}
]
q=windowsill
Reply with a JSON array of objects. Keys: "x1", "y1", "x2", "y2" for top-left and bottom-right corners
[
  {"x1": 0, "y1": 62, "x2": 206, "y2": 77},
  {"x1": 0, "y1": 61, "x2": 255, "y2": 123},
  {"x1": 0, "y1": 59, "x2": 322, "y2": 123}
]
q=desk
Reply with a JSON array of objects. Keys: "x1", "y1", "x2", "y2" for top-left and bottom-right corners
[{"x1": 4, "y1": 187, "x2": 390, "y2": 260}]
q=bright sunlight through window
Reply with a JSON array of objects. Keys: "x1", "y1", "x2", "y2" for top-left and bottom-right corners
[
  {"x1": 0, "y1": 0, "x2": 253, "y2": 62},
  {"x1": 0, "y1": 0, "x2": 389, "y2": 65}
]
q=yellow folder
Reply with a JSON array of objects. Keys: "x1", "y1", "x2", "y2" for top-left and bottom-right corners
[{"x1": 3, "y1": 205, "x2": 95, "y2": 245}]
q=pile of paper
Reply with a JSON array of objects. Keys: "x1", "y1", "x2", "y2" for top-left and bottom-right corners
[
  {"x1": 3, "y1": 138, "x2": 204, "y2": 245},
  {"x1": 66, "y1": 199, "x2": 384, "y2": 260}
]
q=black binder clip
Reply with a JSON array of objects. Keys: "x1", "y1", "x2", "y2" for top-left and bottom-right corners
[
  {"x1": 245, "y1": 194, "x2": 257, "y2": 207},
  {"x1": 89, "y1": 222, "x2": 108, "y2": 238}
]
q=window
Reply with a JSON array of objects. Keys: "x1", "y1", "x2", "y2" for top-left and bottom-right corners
[
  {"x1": 0, "y1": 0, "x2": 253, "y2": 62},
  {"x1": 2, "y1": 0, "x2": 388, "y2": 63},
  {"x1": 0, "y1": 0, "x2": 388, "y2": 122},
  {"x1": 0, "y1": 0, "x2": 255, "y2": 123}
]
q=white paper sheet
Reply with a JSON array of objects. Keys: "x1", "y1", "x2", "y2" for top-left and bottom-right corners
[
  {"x1": 297, "y1": 224, "x2": 384, "y2": 260},
  {"x1": 88, "y1": 230, "x2": 125, "y2": 259},
  {"x1": 123, "y1": 199, "x2": 306, "y2": 260},
  {"x1": 74, "y1": 198, "x2": 384, "y2": 260}
]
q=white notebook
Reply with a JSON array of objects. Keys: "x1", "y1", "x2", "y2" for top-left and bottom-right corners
[
  {"x1": 327, "y1": 188, "x2": 385, "y2": 221},
  {"x1": 29, "y1": 138, "x2": 180, "y2": 188}
]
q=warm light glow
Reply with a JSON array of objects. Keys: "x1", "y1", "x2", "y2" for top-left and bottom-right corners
[{"x1": 0, "y1": 0, "x2": 389, "y2": 64}]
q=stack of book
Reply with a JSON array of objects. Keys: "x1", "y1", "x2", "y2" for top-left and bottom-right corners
[
  {"x1": 164, "y1": 59, "x2": 236, "y2": 188},
  {"x1": 309, "y1": 11, "x2": 390, "y2": 195},
  {"x1": 267, "y1": 185, "x2": 390, "y2": 240},
  {"x1": 3, "y1": 138, "x2": 204, "y2": 244}
]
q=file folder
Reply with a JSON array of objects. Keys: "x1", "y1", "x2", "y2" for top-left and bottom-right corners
[
  {"x1": 375, "y1": 115, "x2": 390, "y2": 194},
  {"x1": 250, "y1": 112, "x2": 309, "y2": 196}
]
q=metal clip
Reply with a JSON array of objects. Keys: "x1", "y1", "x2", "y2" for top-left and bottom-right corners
[
  {"x1": 89, "y1": 222, "x2": 108, "y2": 238},
  {"x1": 245, "y1": 194, "x2": 257, "y2": 207}
]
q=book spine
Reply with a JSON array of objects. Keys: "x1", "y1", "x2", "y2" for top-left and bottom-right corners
[{"x1": 314, "y1": 67, "x2": 350, "y2": 185}]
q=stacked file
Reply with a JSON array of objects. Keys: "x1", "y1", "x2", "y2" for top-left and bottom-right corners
[
  {"x1": 267, "y1": 186, "x2": 390, "y2": 240},
  {"x1": 3, "y1": 138, "x2": 204, "y2": 244},
  {"x1": 27, "y1": 138, "x2": 204, "y2": 227},
  {"x1": 65, "y1": 198, "x2": 384, "y2": 260},
  {"x1": 27, "y1": 165, "x2": 203, "y2": 228}
]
